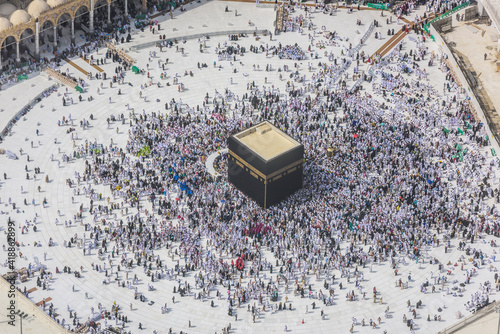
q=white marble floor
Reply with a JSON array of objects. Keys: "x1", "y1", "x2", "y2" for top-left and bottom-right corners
[{"x1": 0, "y1": 2, "x2": 499, "y2": 334}]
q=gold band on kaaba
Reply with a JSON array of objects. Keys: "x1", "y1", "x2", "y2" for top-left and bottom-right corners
[{"x1": 228, "y1": 149, "x2": 304, "y2": 183}]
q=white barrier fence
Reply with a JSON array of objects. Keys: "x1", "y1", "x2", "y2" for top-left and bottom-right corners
[
  {"x1": 130, "y1": 29, "x2": 270, "y2": 51},
  {"x1": 0, "y1": 84, "x2": 58, "y2": 142},
  {"x1": 348, "y1": 22, "x2": 375, "y2": 57}
]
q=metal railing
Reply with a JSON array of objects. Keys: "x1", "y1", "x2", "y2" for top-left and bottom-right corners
[
  {"x1": 424, "y1": 1, "x2": 471, "y2": 34},
  {"x1": 349, "y1": 76, "x2": 364, "y2": 93},
  {"x1": 348, "y1": 22, "x2": 374, "y2": 57},
  {"x1": 256, "y1": 2, "x2": 276, "y2": 8},
  {"x1": 331, "y1": 58, "x2": 352, "y2": 84}
]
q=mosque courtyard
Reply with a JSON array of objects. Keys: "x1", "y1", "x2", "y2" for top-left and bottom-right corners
[{"x1": 1, "y1": 1, "x2": 500, "y2": 333}]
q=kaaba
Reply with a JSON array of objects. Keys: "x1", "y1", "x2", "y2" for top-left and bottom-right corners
[{"x1": 228, "y1": 121, "x2": 304, "y2": 209}]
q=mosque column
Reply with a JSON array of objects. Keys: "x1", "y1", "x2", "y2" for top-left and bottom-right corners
[
  {"x1": 71, "y1": 18, "x2": 75, "y2": 45},
  {"x1": 53, "y1": 25, "x2": 57, "y2": 50},
  {"x1": 90, "y1": 0, "x2": 95, "y2": 33},
  {"x1": 15, "y1": 41, "x2": 20, "y2": 64},
  {"x1": 125, "y1": 0, "x2": 128, "y2": 17},
  {"x1": 35, "y1": 19, "x2": 40, "y2": 61},
  {"x1": 107, "y1": 3, "x2": 111, "y2": 24}
]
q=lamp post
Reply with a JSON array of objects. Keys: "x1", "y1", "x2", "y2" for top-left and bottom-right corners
[
  {"x1": 19, "y1": 311, "x2": 24, "y2": 334},
  {"x1": 496, "y1": 305, "x2": 500, "y2": 334},
  {"x1": 18, "y1": 311, "x2": 34, "y2": 334}
]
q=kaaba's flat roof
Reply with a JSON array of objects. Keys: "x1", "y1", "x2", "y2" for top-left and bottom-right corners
[{"x1": 234, "y1": 121, "x2": 301, "y2": 160}]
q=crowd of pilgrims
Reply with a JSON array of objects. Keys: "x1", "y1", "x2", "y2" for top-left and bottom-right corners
[
  {"x1": 12, "y1": 1, "x2": 497, "y2": 332},
  {"x1": 60, "y1": 35, "x2": 500, "y2": 331},
  {"x1": 0, "y1": 0, "x2": 134, "y2": 88},
  {"x1": 277, "y1": 44, "x2": 306, "y2": 60}
]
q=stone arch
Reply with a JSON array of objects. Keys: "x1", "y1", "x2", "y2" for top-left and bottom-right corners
[
  {"x1": 0, "y1": 35, "x2": 19, "y2": 65},
  {"x1": 39, "y1": 17, "x2": 56, "y2": 31},
  {"x1": 94, "y1": 0, "x2": 108, "y2": 11},
  {"x1": 39, "y1": 18, "x2": 55, "y2": 48},
  {"x1": 54, "y1": 12, "x2": 72, "y2": 43},
  {"x1": 73, "y1": 4, "x2": 89, "y2": 18},
  {"x1": 18, "y1": 27, "x2": 35, "y2": 60},
  {"x1": 0, "y1": 34, "x2": 18, "y2": 49},
  {"x1": 56, "y1": 11, "x2": 72, "y2": 26},
  {"x1": 18, "y1": 27, "x2": 35, "y2": 42},
  {"x1": 73, "y1": 4, "x2": 89, "y2": 33},
  {"x1": 92, "y1": 0, "x2": 112, "y2": 6}
]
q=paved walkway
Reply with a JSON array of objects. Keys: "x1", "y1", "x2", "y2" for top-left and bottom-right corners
[{"x1": 444, "y1": 11, "x2": 500, "y2": 140}]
